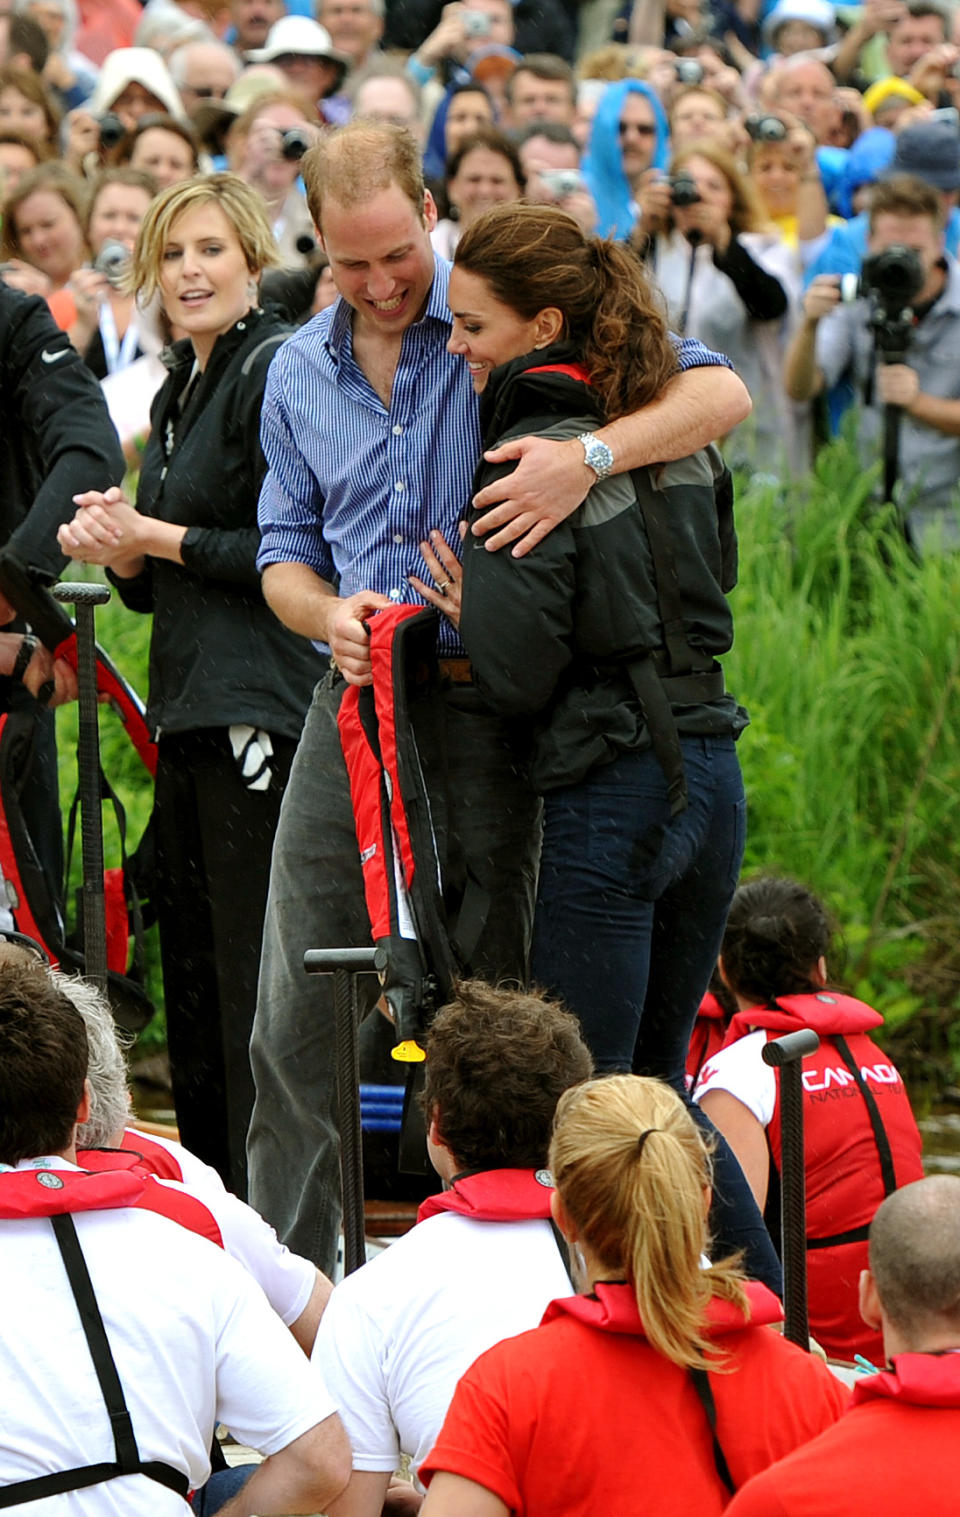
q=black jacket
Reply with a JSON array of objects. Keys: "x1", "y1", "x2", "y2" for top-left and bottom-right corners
[
  {"x1": 458, "y1": 346, "x2": 748, "y2": 792},
  {"x1": 0, "y1": 285, "x2": 125, "y2": 582},
  {"x1": 110, "y1": 308, "x2": 325, "y2": 738}
]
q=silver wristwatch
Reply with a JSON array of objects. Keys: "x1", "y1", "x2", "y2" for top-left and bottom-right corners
[{"x1": 577, "y1": 432, "x2": 615, "y2": 481}]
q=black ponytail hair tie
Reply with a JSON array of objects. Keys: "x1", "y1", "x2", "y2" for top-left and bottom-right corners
[{"x1": 636, "y1": 1128, "x2": 660, "y2": 1158}]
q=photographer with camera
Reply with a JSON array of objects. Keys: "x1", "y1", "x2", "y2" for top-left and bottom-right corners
[
  {"x1": 785, "y1": 173, "x2": 960, "y2": 551},
  {"x1": 64, "y1": 167, "x2": 157, "y2": 378},
  {"x1": 226, "y1": 91, "x2": 322, "y2": 267},
  {"x1": 638, "y1": 143, "x2": 796, "y2": 469},
  {"x1": 517, "y1": 121, "x2": 597, "y2": 234}
]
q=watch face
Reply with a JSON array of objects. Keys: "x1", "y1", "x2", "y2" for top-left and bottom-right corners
[{"x1": 586, "y1": 437, "x2": 613, "y2": 475}]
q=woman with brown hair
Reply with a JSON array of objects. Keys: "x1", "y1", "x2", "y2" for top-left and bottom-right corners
[
  {"x1": 411, "y1": 202, "x2": 780, "y2": 1290},
  {"x1": 0, "y1": 160, "x2": 87, "y2": 301},
  {"x1": 420, "y1": 1076, "x2": 848, "y2": 1516},
  {"x1": 0, "y1": 65, "x2": 60, "y2": 150},
  {"x1": 637, "y1": 141, "x2": 797, "y2": 470}
]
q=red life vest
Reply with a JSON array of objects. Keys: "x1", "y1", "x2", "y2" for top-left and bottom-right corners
[
  {"x1": 544, "y1": 1277, "x2": 783, "y2": 1337},
  {"x1": 78, "y1": 1146, "x2": 224, "y2": 1248},
  {"x1": 687, "y1": 992, "x2": 729, "y2": 1088},
  {"x1": 853, "y1": 1352, "x2": 960, "y2": 1411},
  {"x1": 0, "y1": 1163, "x2": 191, "y2": 1507},
  {"x1": 417, "y1": 1167, "x2": 555, "y2": 1224},
  {"x1": 721, "y1": 992, "x2": 924, "y2": 1362}
]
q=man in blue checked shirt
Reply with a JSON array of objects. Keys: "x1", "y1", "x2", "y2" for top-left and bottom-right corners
[{"x1": 248, "y1": 120, "x2": 752, "y2": 1274}]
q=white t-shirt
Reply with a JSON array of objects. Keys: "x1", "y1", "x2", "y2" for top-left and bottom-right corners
[
  {"x1": 312, "y1": 1211, "x2": 573, "y2": 1483},
  {"x1": 150, "y1": 1177, "x2": 316, "y2": 1329},
  {"x1": 694, "y1": 1029, "x2": 778, "y2": 1127},
  {"x1": 0, "y1": 1162, "x2": 338, "y2": 1515}
]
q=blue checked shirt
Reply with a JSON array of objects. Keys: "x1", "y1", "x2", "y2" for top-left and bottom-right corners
[{"x1": 257, "y1": 256, "x2": 734, "y2": 655}]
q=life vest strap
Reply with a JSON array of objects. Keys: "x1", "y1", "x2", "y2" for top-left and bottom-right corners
[{"x1": 0, "y1": 1213, "x2": 189, "y2": 1508}]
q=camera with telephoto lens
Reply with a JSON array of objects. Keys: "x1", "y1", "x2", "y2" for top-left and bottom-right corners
[
  {"x1": 281, "y1": 127, "x2": 312, "y2": 162},
  {"x1": 745, "y1": 113, "x2": 787, "y2": 142},
  {"x1": 850, "y1": 243, "x2": 925, "y2": 364},
  {"x1": 674, "y1": 58, "x2": 704, "y2": 85},
  {"x1": 97, "y1": 112, "x2": 127, "y2": 149},
  {"x1": 539, "y1": 168, "x2": 584, "y2": 200},
  {"x1": 93, "y1": 238, "x2": 131, "y2": 288},
  {"x1": 668, "y1": 172, "x2": 701, "y2": 207}
]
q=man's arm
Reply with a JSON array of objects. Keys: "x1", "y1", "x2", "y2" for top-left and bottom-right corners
[
  {"x1": 784, "y1": 276, "x2": 843, "y2": 401},
  {"x1": 471, "y1": 364, "x2": 751, "y2": 557},
  {"x1": 289, "y1": 1270, "x2": 334, "y2": 1356},
  {"x1": 876, "y1": 365, "x2": 960, "y2": 434},
  {"x1": 218, "y1": 1416, "x2": 352, "y2": 1517},
  {"x1": 4, "y1": 290, "x2": 125, "y2": 582},
  {"x1": 261, "y1": 563, "x2": 392, "y2": 686},
  {"x1": 327, "y1": 1469, "x2": 395, "y2": 1517}
]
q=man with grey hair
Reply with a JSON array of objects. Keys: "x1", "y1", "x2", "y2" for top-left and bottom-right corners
[
  {"x1": 317, "y1": 0, "x2": 383, "y2": 71},
  {"x1": 168, "y1": 36, "x2": 241, "y2": 118},
  {"x1": 726, "y1": 1176, "x2": 960, "y2": 1517},
  {"x1": 349, "y1": 60, "x2": 423, "y2": 142},
  {"x1": 47, "y1": 965, "x2": 334, "y2": 1355}
]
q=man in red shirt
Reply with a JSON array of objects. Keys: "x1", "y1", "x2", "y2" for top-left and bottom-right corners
[{"x1": 726, "y1": 1176, "x2": 960, "y2": 1517}]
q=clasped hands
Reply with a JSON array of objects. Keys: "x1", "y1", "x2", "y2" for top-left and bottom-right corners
[{"x1": 57, "y1": 487, "x2": 147, "y2": 571}]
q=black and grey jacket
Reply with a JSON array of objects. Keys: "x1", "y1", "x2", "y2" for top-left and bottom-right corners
[
  {"x1": 0, "y1": 284, "x2": 125, "y2": 583},
  {"x1": 458, "y1": 344, "x2": 748, "y2": 793},
  {"x1": 110, "y1": 308, "x2": 325, "y2": 740}
]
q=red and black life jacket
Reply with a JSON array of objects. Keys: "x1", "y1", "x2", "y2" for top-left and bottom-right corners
[
  {"x1": 686, "y1": 991, "x2": 730, "y2": 1089},
  {"x1": 0, "y1": 1166, "x2": 191, "y2": 1508},
  {"x1": 721, "y1": 992, "x2": 924, "y2": 1361},
  {"x1": 337, "y1": 604, "x2": 489, "y2": 1064}
]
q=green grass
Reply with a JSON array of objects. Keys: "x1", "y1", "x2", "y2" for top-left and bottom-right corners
[{"x1": 52, "y1": 438, "x2": 960, "y2": 1087}]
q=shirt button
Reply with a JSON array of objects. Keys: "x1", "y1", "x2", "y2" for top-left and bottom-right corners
[
  {"x1": 392, "y1": 424, "x2": 403, "y2": 436},
  {"x1": 394, "y1": 481, "x2": 404, "y2": 492},
  {"x1": 389, "y1": 588, "x2": 401, "y2": 600},
  {"x1": 393, "y1": 533, "x2": 403, "y2": 544}
]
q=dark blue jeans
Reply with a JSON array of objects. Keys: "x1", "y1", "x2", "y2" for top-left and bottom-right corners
[{"x1": 532, "y1": 735, "x2": 782, "y2": 1294}]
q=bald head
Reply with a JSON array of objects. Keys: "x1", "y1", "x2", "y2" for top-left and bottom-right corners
[{"x1": 869, "y1": 1177, "x2": 960, "y2": 1346}]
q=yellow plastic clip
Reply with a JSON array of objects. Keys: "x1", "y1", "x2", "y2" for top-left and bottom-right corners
[{"x1": 391, "y1": 1039, "x2": 426, "y2": 1063}]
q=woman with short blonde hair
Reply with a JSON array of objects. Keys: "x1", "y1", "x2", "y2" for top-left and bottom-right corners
[{"x1": 56, "y1": 172, "x2": 322, "y2": 1196}]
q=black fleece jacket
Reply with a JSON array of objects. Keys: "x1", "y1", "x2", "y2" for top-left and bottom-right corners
[
  {"x1": 110, "y1": 308, "x2": 325, "y2": 739},
  {"x1": 458, "y1": 346, "x2": 748, "y2": 792},
  {"x1": 0, "y1": 284, "x2": 124, "y2": 583}
]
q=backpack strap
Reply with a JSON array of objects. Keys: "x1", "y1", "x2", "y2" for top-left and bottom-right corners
[
  {"x1": 688, "y1": 1366, "x2": 736, "y2": 1497},
  {"x1": 0, "y1": 1214, "x2": 190, "y2": 1508}
]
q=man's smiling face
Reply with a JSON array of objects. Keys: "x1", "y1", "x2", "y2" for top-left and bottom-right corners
[{"x1": 319, "y1": 183, "x2": 438, "y2": 334}]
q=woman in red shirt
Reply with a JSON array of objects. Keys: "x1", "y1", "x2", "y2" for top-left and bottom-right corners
[{"x1": 419, "y1": 1074, "x2": 849, "y2": 1517}]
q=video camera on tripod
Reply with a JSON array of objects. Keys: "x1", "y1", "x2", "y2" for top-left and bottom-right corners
[
  {"x1": 840, "y1": 243, "x2": 926, "y2": 504},
  {"x1": 841, "y1": 243, "x2": 925, "y2": 363}
]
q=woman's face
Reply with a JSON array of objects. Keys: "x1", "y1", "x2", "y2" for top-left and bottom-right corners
[
  {"x1": 750, "y1": 145, "x2": 798, "y2": 217},
  {"x1": 670, "y1": 91, "x2": 725, "y2": 149},
  {"x1": 0, "y1": 85, "x2": 49, "y2": 143},
  {"x1": 109, "y1": 81, "x2": 167, "y2": 133},
  {"x1": 158, "y1": 200, "x2": 254, "y2": 365},
  {"x1": 444, "y1": 91, "x2": 493, "y2": 155},
  {"x1": 88, "y1": 182, "x2": 153, "y2": 254},
  {"x1": 0, "y1": 141, "x2": 39, "y2": 197},
  {"x1": 130, "y1": 127, "x2": 196, "y2": 190},
  {"x1": 447, "y1": 264, "x2": 553, "y2": 393},
  {"x1": 14, "y1": 189, "x2": 85, "y2": 283},
  {"x1": 447, "y1": 147, "x2": 522, "y2": 231},
  {"x1": 682, "y1": 153, "x2": 734, "y2": 222}
]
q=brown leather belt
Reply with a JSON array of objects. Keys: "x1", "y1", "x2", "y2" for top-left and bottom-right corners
[{"x1": 438, "y1": 657, "x2": 473, "y2": 684}]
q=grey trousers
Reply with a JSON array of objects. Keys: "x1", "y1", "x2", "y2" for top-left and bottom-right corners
[{"x1": 247, "y1": 671, "x2": 541, "y2": 1272}]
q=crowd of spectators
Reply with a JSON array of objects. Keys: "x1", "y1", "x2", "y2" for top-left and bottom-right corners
[{"x1": 0, "y1": 0, "x2": 959, "y2": 526}]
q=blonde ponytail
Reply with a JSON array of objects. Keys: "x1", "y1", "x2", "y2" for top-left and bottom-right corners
[{"x1": 549, "y1": 1076, "x2": 748, "y2": 1370}]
